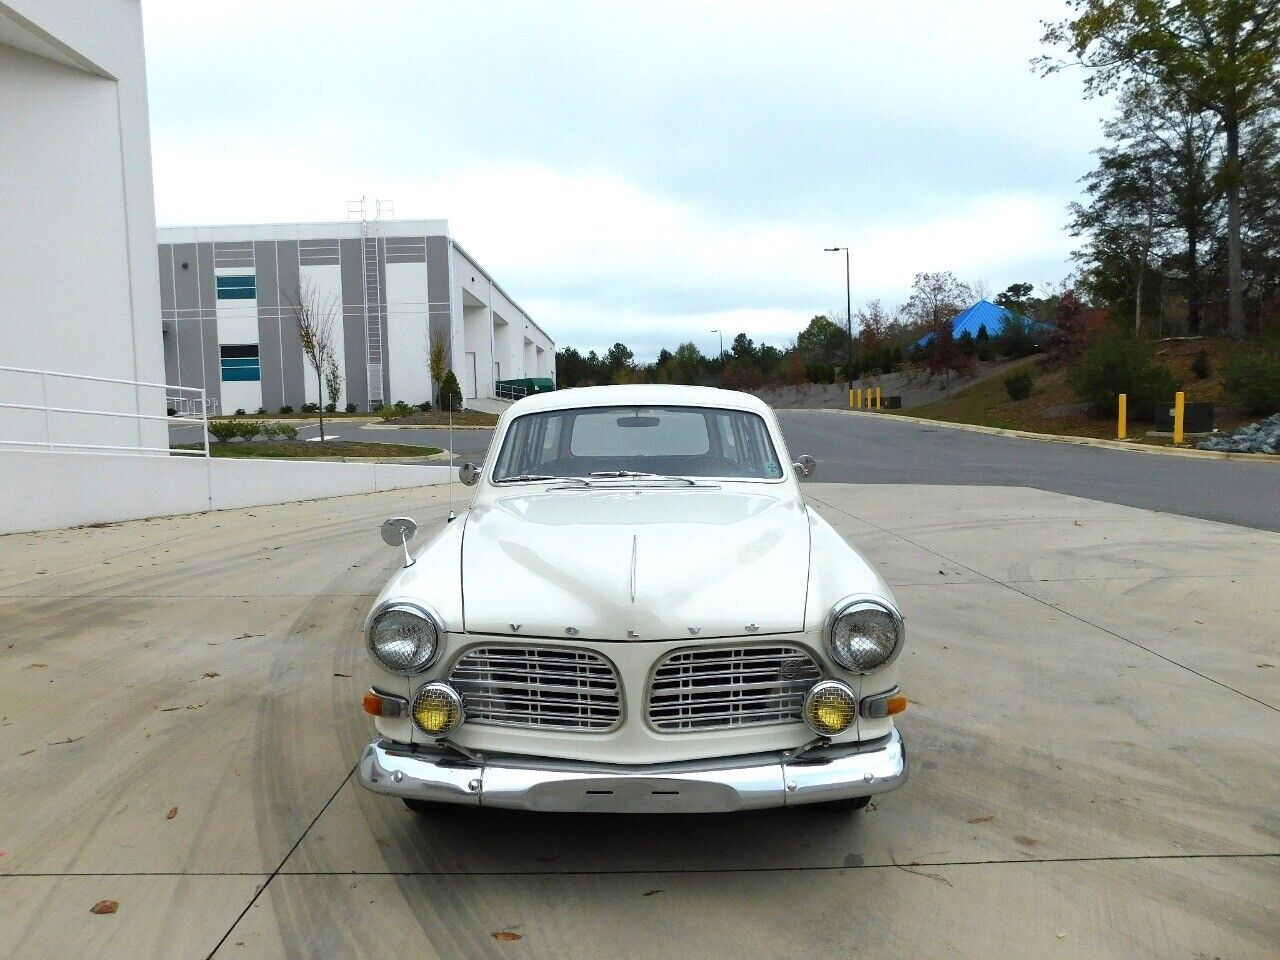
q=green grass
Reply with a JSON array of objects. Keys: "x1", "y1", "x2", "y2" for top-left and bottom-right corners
[
  {"x1": 889, "y1": 344, "x2": 1256, "y2": 447},
  {"x1": 381, "y1": 409, "x2": 499, "y2": 427},
  {"x1": 176, "y1": 441, "x2": 442, "y2": 459}
]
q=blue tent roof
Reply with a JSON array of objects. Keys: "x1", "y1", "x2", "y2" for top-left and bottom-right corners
[{"x1": 915, "y1": 299, "x2": 1038, "y2": 346}]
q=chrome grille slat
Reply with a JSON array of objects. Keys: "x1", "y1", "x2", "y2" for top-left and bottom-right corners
[
  {"x1": 449, "y1": 646, "x2": 622, "y2": 732},
  {"x1": 648, "y1": 644, "x2": 822, "y2": 732}
]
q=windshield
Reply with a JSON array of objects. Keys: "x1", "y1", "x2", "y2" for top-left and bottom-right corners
[{"x1": 491, "y1": 405, "x2": 785, "y2": 482}]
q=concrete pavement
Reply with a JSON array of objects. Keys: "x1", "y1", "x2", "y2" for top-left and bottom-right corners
[{"x1": 1, "y1": 482, "x2": 1276, "y2": 958}]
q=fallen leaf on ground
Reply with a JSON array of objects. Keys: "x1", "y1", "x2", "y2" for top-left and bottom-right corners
[
  {"x1": 90, "y1": 900, "x2": 118, "y2": 915},
  {"x1": 159, "y1": 706, "x2": 180, "y2": 712},
  {"x1": 1259, "y1": 663, "x2": 1275, "y2": 669},
  {"x1": 1014, "y1": 835, "x2": 1038, "y2": 847},
  {"x1": 333, "y1": 672, "x2": 352, "y2": 678},
  {"x1": 232, "y1": 633, "x2": 263, "y2": 640},
  {"x1": 27, "y1": 663, "x2": 48, "y2": 669},
  {"x1": 19, "y1": 749, "x2": 36, "y2": 756},
  {"x1": 202, "y1": 672, "x2": 220, "y2": 679},
  {"x1": 967, "y1": 815, "x2": 993, "y2": 824},
  {"x1": 166, "y1": 807, "x2": 178, "y2": 820},
  {"x1": 492, "y1": 931, "x2": 522, "y2": 942},
  {"x1": 642, "y1": 889, "x2": 663, "y2": 896}
]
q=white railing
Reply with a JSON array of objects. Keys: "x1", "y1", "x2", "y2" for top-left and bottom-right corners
[
  {"x1": 494, "y1": 382, "x2": 528, "y2": 401},
  {"x1": 0, "y1": 365, "x2": 209, "y2": 457}
]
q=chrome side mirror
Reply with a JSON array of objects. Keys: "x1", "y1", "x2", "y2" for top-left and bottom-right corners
[
  {"x1": 458, "y1": 462, "x2": 480, "y2": 486},
  {"x1": 793, "y1": 455, "x2": 817, "y2": 479},
  {"x1": 380, "y1": 517, "x2": 418, "y2": 567}
]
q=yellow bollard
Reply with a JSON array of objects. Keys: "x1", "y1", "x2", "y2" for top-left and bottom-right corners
[
  {"x1": 1117, "y1": 393, "x2": 1127, "y2": 440},
  {"x1": 856, "y1": 388, "x2": 862, "y2": 409},
  {"x1": 876, "y1": 386, "x2": 882, "y2": 410},
  {"x1": 848, "y1": 388, "x2": 855, "y2": 410},
  {"x1": 1173, "y1": 391, "x2": 1185, "y2": 445}
]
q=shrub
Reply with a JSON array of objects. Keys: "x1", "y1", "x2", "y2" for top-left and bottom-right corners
[
  {"x1": 234, "y1": 408, "x2": 247, "y2": 416},
  {"x1": 418, "y1": 400, "x2": 433, "y2": 412},
  {"x1": 380, "y1": 401, "x2": 413, "y2": 422},
  {"x1": 324, "y1": 402, "x2": 337, "y2": 413},
  {"x1": 957, "y1": 330, "x2": 976, "y2": 355},
  {"x1": 438, "y1": 370, "x2": 464, "y2": 412},
  {"x1": 233, "y1": 420, "x2": 262, "y2": 441},
  {"x1": 370, "y1": 401, "x2": 383, "y2": 412},
  {"x1": 300, "y1": 402, "x2": 319, "y2": 414},
  {"x1": 274, "y1": 423, "x2": 298, "y2": 440},
  {"x1": 167, "y1": 408, "x2": 177, "y2": 417},
  {"x1": 1070, "y1": 333, "x2": 1179, "y2": 420},
  {"x1": 261, "y1": 423, "x2": 279, "y2": 439},
  {"x1": 279, "y1": 405, "x2": 294, "y2": 415},
  {"x1": 256, "y1": 407, "x2": 267, "y2": 415},
  {"x1": 344, "y1": 402, "x2": 358, "y2": 413},
  {"x1": 976, "y1": 342, "x2": 994, "y2": 362},
  {"x1": 1191, "y1": 349, "x2": 1211, "y2": 381},
  {"x1": 1004, "y1": 372, "x2": 1033, "y2": 401},
  {"x1": 207, "y1": 420, "x2": 239, "y2": 443},
  {"x1": 1222, "y1": 351, "x2": 1280, "y2": 415}
]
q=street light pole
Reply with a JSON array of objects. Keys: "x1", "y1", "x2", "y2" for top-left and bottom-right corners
[
  {"x1": 825, "y1": 247, "x2": 853, "y2": 390},
  {"x1": 710, "y1": 328, "x2": 724, "y2": 386}
]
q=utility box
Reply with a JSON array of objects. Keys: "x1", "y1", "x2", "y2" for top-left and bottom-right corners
[
  {"x1": 884, "y1": 396, "x2": 903, "y2": 409},
  {"x1": 1154, "y1": 401, "x2": 1214, "y2": 433}
]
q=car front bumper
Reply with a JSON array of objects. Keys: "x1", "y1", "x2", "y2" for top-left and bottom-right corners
[{"x1": 356, "y1": 729, "x2": 906, "y2": 813}]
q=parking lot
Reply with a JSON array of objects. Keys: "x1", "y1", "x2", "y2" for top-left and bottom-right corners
[{"x1": 2, "y1": 473, "x2": 1277, "y2": 959}]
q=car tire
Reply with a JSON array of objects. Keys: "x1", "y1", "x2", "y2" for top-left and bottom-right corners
[{"x1": 401, "y1": 798, "x2": 436, "y2": 815}]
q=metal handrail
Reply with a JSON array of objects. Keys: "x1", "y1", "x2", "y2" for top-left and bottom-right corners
[{"x1": 0, "y1": 364, "x2": 209, "y2": 458}]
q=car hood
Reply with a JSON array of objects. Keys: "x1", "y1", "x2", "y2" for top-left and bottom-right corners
[{"x1": 461, "y1": 488, "x2": 811, "y2": 641}]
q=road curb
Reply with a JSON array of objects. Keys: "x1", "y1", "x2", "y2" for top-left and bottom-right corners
[
  {"x1": 815, "y1": 408, "x2": 1280, "y2": 463},
  {"x1": 361, "y1": 422, "x2": 495, "y2": 431}
]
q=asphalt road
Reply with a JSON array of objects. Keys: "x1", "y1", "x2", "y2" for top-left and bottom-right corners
[
  {"x1": 778, "y1": 410, "x2": 1280, "y2": 532},
  {"x1": 173, "y1": 410, "x2": 1279, "y2": 532}
]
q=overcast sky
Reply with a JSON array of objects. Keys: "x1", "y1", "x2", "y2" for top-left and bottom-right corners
[{"x1": 142, "y1": 0, "x2": 1102, "y2": 359}]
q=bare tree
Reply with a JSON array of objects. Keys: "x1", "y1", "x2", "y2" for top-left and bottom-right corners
[{"x1": 291, "y1": 277, "x2": 340, "y2": 441}]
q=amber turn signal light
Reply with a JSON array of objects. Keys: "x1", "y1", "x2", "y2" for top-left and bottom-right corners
[
  {"x1": 885, "y1": 693, "x2": 908, "y2": 716},
  {"x1": 362, "y1": 690, "x2": 407, "y2": 718}
]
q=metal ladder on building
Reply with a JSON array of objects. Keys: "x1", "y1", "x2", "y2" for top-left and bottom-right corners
[{"x1": 348, "y1": 198, "x2": 389, "y2": 405}]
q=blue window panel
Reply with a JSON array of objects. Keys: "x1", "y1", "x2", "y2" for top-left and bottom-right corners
[
  {"x1": 219, "y1": 357, "x2": 259, "y2": 368},
  {"x1": 221, "y1": 363, "x2": 261, "y2": 382},
  {"x1": 216, "y1": 275, "x2": 256, "y2": 299}
]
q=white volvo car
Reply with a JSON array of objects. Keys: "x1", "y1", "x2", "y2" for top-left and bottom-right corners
[{"x1": 357, "y1": 385, "x2": 907, "y2": 813}]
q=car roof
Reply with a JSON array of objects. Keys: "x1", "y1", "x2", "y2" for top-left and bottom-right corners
[{"x1": 503, "y1": 384, "x2": 774, "y2": 416}]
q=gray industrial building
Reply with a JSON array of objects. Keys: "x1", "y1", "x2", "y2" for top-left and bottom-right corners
[{"x1": 158, "y1": 219, "x2": 554, "y2": 414}]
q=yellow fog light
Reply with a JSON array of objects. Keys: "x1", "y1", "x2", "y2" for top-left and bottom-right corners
[
  {"x1": 411, "y1": 682, "x2": 463, "y2": 736},
  {"x1": 804, "y1": 681, "x2": 857, "y2": 736}
]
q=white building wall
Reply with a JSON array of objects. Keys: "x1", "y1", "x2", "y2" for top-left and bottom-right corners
[
  {"x1": 0, "y1": 0, "x2": 165, "y2": 452},
  {"x1": 384, "y1": 261, "x2": 431, "y2": 405},
  {"x1": 297, "y1": 262, "x2": 345, "y2": 408}
]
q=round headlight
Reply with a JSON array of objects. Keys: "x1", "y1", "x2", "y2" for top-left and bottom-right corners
[
  {"x1": 829, "y1": 600, "x2": 902, "y2": 672},
  {"x1": 412, "y1": 682, "x2": 463, "y2": 735},
  {"x1": 367, "y1": 605, "x2": 438, "y2": 675},
  {"x1": 804, "y1": 680, "x2": 857, "y2": 736}
]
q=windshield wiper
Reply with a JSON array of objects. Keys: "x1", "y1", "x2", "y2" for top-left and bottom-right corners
[
  {"x1": 500, "y1": 474, "x2": 588, "y2": 484},
  {"x1": 587, "y1": 471, "x2": 699, "y2": 486}
]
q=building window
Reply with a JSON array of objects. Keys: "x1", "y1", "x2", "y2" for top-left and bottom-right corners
[
  {"x1": 216, "y1": 274, "x2": 256, "y2": 299},
  {"x1": 220, "y1": 344, "x2": 260, "y2": 381}
]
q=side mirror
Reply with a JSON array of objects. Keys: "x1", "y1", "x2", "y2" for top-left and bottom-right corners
[
  {"x1": 793, "y1": 455, "x2": 817, "y2": 479},
  {"x1": 458, "y1": 462, "x2": 481, "y2": 486},
  {"x1": 380, "y1": 517, "x2": 418, "y2": 567}
]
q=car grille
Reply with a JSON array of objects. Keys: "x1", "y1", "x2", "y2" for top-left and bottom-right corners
[
  {"x1": 448, "y1": 646, "x2": 623, "y2": 732},
  {"x1": 648, "y1": 644, "x2": 823, "y2": 732}
]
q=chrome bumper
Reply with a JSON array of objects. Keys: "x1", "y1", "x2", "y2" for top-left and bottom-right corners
[{"x1": 356, "y1": 729, "x2": 906, "y2": 813}]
